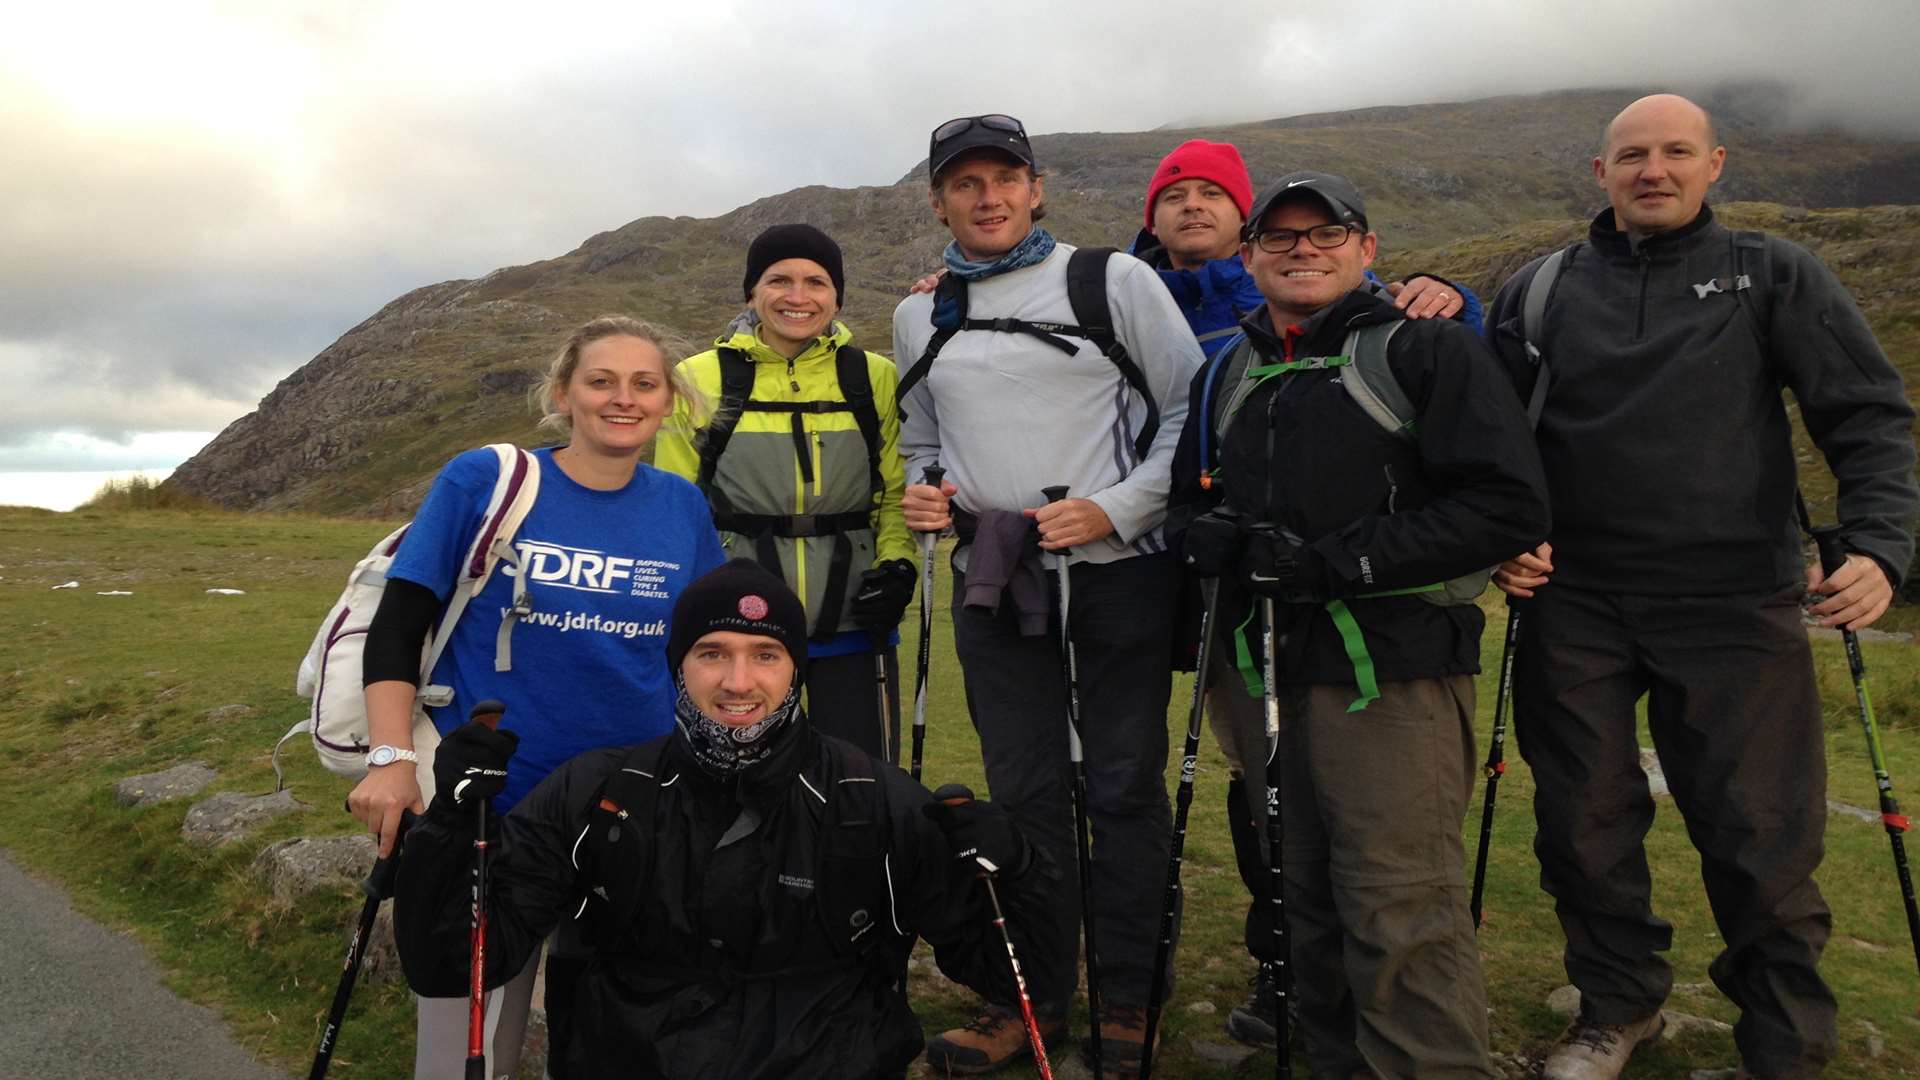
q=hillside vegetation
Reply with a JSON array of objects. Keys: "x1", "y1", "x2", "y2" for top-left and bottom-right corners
[{"x1": 168, "y1": 85, "x2": 1920, "y2": 517}]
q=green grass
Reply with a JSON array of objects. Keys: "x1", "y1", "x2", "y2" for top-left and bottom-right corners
[{"x1": 1, "y1": 507, "x2": 1917, "y2": 1077}]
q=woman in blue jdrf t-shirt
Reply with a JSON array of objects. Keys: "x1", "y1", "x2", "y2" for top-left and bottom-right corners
[{"x1": 346, "y1": 314, "x2": 725, "y2": 1079}]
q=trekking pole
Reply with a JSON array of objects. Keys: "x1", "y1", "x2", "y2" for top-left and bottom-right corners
[
  {"x1": 464, "y1": 698, "x2": 507, "y2": 1080},
  {"x1": 308, "y1": 811, "x2": 416, "y2": 1080},
  {"x1": 1260, "y1": 597, "x2": 1292, "y2": 1080},
  {"x1": 872, "y1": 642, "x2": 894, "y2": 765},
  {"x1": 1812, "y1": 527, "x2": 1920, "y2": 987},
  {"x1": 1042, "y1": 483, "x2": 1102, "y2": 1079},
  {"x1": 1139, "y1": 577, "x2": 1221, "y2": 1080},
  {"x1": 1469, "y1": 601, "x2": 1520, "y2": 929},
  {"x1": 932, "y1": 784, "x2": 1055, "y2": 1080},
  {"x1": 910, "y1": 464, "x2": 946, "y2": 782}
]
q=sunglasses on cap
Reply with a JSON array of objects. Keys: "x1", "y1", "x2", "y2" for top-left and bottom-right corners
[{"x1": 931, "y1": 114, "x2": 1027, "y2": 144}]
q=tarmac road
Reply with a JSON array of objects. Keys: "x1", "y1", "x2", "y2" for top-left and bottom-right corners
[{"x1": 0, "y1": 850, "x2": 293, "y2": 1080}]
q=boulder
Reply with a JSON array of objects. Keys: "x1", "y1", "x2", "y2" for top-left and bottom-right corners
[
  {"x1": 253, "y1": 835, "x2": 376, "y2": 906},
  {"x1": 181, "y1": 789, "x2": 304, "y2": 846},
  {"x1": 114, "y1": 761, "x2": 216, "y2": 807}
]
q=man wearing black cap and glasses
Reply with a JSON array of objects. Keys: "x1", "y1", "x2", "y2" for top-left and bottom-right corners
[
  {"x1": 894, "y1": 114, "x2": 1205, "y2": 1076},
  {"x1": 1165, "y1": 172, "x2": 1549, "y2": 1078}
]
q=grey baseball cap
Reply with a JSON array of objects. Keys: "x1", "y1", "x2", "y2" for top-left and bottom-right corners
[{"x1": 1244, "y1": 171, "x2": 1369, "y2": 238}]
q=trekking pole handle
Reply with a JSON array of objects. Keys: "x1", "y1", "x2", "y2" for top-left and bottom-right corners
[
  {"x1": 1041, "y1": 485, "x2": 1069, "y2": 504},
  {"x1": 470, "y1": 699, "x2": 506, "y2": 731},
  {"x1": 364, "y1": 810, "x2": 418, "y2": 900},
  {"x1": 1811, "y1": 526, "x2": 1848, "y2": 579},
  {"x1": 923, "y1": 464, "x2": 946, "y2": 490},
  {"x1": 931, "y1": 784, "x2": 1002, "y2": 876}
]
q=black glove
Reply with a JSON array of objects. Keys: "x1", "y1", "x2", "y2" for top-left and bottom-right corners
[
  {"x1": 1242, "y1": 524, "x2": 1326, "y2": 602},
  {"x1": 1179, "y1": 507, "x2": 1245, "y2": 578},
  {"x1": 923, "y1": 796, "x2": 1031, "y2": 877},
  {"x1": 431, "y1": 720, "x2": 520, "y2": 810},
  {"x1": 849, "y1": 558, "x2": 917, "y2": 630}
]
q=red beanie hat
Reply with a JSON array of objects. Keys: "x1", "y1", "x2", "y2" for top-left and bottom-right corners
[{"x1": 1144, "y1": 139, "x2": 1254, "y2": 230}]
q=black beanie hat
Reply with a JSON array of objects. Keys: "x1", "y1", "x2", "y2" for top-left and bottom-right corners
[
  {"x1": 741, "y1": 224, "x2": 846, "y2": 304},
  {"x1": 667, "y1": 559, "x2": 809, "y2": 679}
]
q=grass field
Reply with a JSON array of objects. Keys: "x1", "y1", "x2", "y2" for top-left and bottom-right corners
[{"x1": 1, "y1": 505, "x2": 1917, "y2": 1077}]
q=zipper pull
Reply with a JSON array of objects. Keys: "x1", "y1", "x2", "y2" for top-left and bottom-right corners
[{"x1": 788, "y1": 359, "x2": 799, "y2": 393}]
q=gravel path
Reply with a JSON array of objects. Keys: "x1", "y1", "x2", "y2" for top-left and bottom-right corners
[{"x1": 0, "y1": 850, "x2": 293, "y2": 1080}]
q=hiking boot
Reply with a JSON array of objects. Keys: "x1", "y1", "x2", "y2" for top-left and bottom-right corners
[
  {"x1": 1075, "y1": 1002, "x2": 1157, "y2": 1079},
  {"x1": 925, "y1": 1004, "x2": 1064, "y2": 1075},
  {"x1": 1225, "y1": 962, "x2": 1301, "y2": 1047},
  {"x1": 1542, "y1": 1012, "x2": 1665, "y2": 1080}
]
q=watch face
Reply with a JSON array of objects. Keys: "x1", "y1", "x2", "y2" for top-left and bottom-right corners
[{"x1": 369, "y1": 746, "x2": 395, "y2": 767}]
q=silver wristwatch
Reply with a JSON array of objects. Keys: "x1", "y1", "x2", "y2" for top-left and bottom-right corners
[{"x1": 366, "y1": 744, "x2": 419, "y2": 768}]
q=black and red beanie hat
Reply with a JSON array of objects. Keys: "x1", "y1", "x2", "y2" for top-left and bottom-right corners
[{"x1": 667, "y1": 558, "x2": 808, "y2": 677}]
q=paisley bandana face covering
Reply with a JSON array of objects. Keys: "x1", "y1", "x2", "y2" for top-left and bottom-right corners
[{"x1": 674, "y1": 676, "x2": 801, "y2": 778}]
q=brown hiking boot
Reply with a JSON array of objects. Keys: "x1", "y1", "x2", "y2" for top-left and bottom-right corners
[
  {"x1": 1542, "y1": 1012, "x2": 1665, "y2": 1080},
  {"x1": 1072, "y1": 1002, "x2": 1158, "y2": 1079},
  {"x1": 925, "y1": 1004, "x2": 1064, "y2": 1075}
]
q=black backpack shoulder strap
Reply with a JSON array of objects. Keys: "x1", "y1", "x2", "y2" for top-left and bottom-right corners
[
  {"x1": 585, "y1": 739, "x2": 672, "y2": 933},
  {"x1": 1729, "y1": 229, "x2": 1774, "y2": 352},
  {"x1": 834, "y1": 344, "x2": 884, "y2": 498},
  {"x1": 812, "y1": 738, "x2": 897, "y2": 955},
  {"x1": 896, "y1": 274, "x2": 970, "y2": 424},
  {"x1": 695, "y1": 347, "x2": 759, "y2": 489},
  {"x1": 1067, "y1": 246, "x2": 1159, "y2": 461}
]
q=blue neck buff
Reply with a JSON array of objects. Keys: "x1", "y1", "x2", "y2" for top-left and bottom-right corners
[{"x1": 943, "y1": 226, "x2": 1056, "y2": 282}]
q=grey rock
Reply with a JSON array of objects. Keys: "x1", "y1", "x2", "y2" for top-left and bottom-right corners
[
  {"x1": 1185, "y1": 999, "x2": 1217, "y2": 1015},
  {"x1": 1829, "y1": 799, "x2": 1880, "y2": 824},
  {"x1": 1672, "y1": 981, "x2": 1714, "y2": 996},
  {"x1": 181, "y1": 789, "x2": 304, "y2": 847},
  {"x1": 1191, "y1": 1040, "x2": 1256, "y2": 1067},
  {"x1": 252, "y1": 835, "x2": 375, "y2": 906},
  {"x1": 1546, "y1": 983, "x2": 1582, "y2": 1017},
  {"x1": 1860, "y1": 1018, "x2": 1885, "y2": 1058},
  {"x1": 1490, "y1": 1051, "x2": 1537, "y2": 1079},
  {"x1": 1639, "y1": 747, "x2": 1670, "y2": 797},
  {"x1": 113, "y1": 761, "x2": 217, "y2": 807},
  {"x1": 1664, "y1": 1009, "x2": 1733, "y2": 1036},
  {"x1": 204, "y1": 704, "x2": 254, "y2": 722}
]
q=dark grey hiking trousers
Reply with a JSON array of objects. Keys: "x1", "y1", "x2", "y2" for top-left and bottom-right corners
[
  {"x1": 1515, "y1": 583, "x2": 1837, "y2": 1076},
  {"x1": 950, "y1": 551, "x2": 1178, "y2": 1013}
]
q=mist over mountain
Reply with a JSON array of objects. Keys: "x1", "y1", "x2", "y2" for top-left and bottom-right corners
[{"x1": 169, "y1": 85, "x2": 1920, "y2": 516}]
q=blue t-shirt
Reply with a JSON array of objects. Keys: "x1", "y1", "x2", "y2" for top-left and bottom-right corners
[{"x1": 390, "y1": 447, "x2": 725, "y2": 810}]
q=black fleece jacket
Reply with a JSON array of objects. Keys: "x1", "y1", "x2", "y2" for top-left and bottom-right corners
[
  {"x1": 1487, "y1": 205, "x2": 1917, "y2": 594},
  {"x1": 394, "y1": 720, "x2": 1052, "y2": 1079},
  {"x1": 1167, "y1": 289, "x2": 1550, "y2": 686}
]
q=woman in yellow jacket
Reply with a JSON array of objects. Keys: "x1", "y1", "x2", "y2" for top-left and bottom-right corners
[{"x1": 655, "y1": 225, "x2": 916, "y2": 760}]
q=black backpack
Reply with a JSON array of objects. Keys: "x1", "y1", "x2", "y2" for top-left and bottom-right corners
[{"x1": 897, "y1": 247, "x2": 1160, "y2": 461}]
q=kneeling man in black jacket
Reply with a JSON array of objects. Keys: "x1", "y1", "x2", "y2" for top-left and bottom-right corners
[
  {"x1": 395, "y1": 558, "x2": 1049, "y2": 1079},
  {"x1": 1167, "y1": 172, "x2": 1550, "y2": 1079}
]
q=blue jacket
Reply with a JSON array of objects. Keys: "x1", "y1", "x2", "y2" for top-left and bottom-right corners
[{"x1": 1127, "y1": 227, "x2": 1485, "y2": 356}]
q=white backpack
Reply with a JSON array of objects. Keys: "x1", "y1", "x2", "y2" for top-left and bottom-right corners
[{"x1": 276, "y1": 444, "x2": 541, "y2": 786}]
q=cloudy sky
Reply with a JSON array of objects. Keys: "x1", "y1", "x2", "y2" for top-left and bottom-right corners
[{"x1": 5, "y1": 0, "x2": 1917, "y2": 508}]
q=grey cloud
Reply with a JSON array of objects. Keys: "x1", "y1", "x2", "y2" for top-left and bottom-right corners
[{"x1": 4, "y1": 0, "x2": 1916, "y2": 476}]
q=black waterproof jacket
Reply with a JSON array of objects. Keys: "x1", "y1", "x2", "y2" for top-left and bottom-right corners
[
  {"x1": 1487, "y1": 205, "x2": 1917, "y2": 594},
  {"x1": 394, "y1": 719, "x2": 1049, "y2": 1079},
  {"x1": 1167, "y1": 288, "x2": 1550, "y2": 686}
]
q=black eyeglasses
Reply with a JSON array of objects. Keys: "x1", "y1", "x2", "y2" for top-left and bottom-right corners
[
  {"x1": 1249, "y1": 223, "x2": 1359, "y2": 254},
  {"x1": 931, "y1": 114, "x2": 1027, "y2": 145}
]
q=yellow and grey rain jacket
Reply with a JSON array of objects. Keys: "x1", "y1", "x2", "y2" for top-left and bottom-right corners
[{"x1": 656, "y1": 320, "x2": 911, "y2": 651}]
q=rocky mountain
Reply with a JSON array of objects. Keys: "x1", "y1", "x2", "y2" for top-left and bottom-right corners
[{"x1": 169, "y1": 85, "x2": 1920, "y2": 516}]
